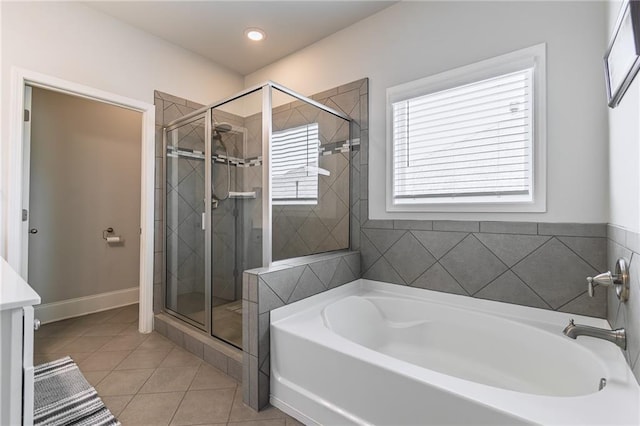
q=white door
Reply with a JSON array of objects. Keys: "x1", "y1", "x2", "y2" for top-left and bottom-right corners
[{"x1": 21, "y1": 85, "x2": 32, "y2": 278}]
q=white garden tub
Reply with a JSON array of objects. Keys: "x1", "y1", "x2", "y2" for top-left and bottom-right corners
[{"x1": 270, "y1": 279, "x2": 640, "y2": 425}]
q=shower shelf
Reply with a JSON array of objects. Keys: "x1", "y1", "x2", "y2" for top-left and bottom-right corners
[{"x1": 229, "y1": 191, "x2": 257, "y2": 199}]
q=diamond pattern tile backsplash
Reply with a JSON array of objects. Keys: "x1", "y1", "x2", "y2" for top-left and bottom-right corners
[{"x1": 360, "y1": 222, "x2": 607, "y2": 318}]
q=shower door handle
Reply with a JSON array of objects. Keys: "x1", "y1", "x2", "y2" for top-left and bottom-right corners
[{"x1": 202, "y1": 212, "x2": 206, "y2": 231}]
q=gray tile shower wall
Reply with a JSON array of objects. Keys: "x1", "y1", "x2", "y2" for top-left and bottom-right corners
[
  {"x1": 359, "y1": 221, "x2": 607, "y2": 318},
  {"x1": 242, "y1": 250, "x2": 361, "y2": 410},
  {"x1": 269, "y1": 84, "x2": 362, "y2": 260},
  {"x1": 607, "y1": 225, "x2": 640, "y2": 383}
]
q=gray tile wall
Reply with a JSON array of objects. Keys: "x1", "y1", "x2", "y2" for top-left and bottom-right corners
[
  {"x1": 269, "y1": 88, "x2": 358, "y2": 261},
  {"x1": 271, "y1": 149, "x2": 350, "y2": 260},
  {"x1": 607, "y1": 225, "x2": 640, "y2": 383},
  {"x1": 242, "y1": 250, "x2": 361, "y2": 410},
  {"x1": 359, "y1": 221, "x2": 607, "y2": 317}
]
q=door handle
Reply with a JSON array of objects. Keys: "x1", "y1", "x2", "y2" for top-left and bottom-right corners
[{"x1": 29, "y1": 228, "x2": 38, "y2": 234}]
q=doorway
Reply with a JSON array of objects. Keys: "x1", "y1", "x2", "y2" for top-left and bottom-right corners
[
  {"x1": 26, "y1": 87, "x2": 142, "y2": 319},
  {"x1": 6, "y1": 68, "x2": 155, "y2": 332}
]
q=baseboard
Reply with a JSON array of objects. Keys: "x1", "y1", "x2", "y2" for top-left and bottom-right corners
[{"x1": 35, "y1": 287, "x2": 139, "y2": 324}]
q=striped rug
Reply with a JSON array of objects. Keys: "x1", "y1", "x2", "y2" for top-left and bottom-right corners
[{"x1": 34, "y1": 356, "x2": 120, "y2": 426}]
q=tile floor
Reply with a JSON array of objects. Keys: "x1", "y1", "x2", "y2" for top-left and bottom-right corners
[{"x1": 34, "y1": 304, "x2": 302, "y2": 426}]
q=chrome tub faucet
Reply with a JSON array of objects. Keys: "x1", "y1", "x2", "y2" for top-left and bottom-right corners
[{"x1": 563, "y1": 319, "x2": 627, "y2": 350}]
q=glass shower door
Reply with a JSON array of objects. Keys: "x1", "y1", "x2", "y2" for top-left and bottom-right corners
[
  {"x1": 209, "y1": 89, "x2": 264, "y2": 349},
  {"x1": 165, "y1": 114, "x2": 210, "y2": 329}
]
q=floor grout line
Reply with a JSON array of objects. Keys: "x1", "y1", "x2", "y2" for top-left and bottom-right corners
[{"x1": 167, "y1": 388, "x2": 189, "y2": 426}]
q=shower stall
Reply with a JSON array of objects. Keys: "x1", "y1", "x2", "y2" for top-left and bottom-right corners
[{"x1": 162, "y1": 82, "x2": 351, "y2": 348}]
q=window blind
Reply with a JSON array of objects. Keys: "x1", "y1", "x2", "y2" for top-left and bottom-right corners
[
  {"x1": 272, "y1": 123, "x2": 319, "y2": 204},
  {"x1": 392, "y1": 68, "x2": 533, "y2": 203}
]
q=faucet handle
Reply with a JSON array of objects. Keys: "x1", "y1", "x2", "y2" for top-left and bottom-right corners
[
  {"x1": 586, "y1": 271, "x2": 613, "y2": 297},
  {"x1": 586, "y1": 258, "x2": 630, "y2": 302}
]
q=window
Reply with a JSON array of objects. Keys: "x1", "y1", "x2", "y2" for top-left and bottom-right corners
[
  {"x1": 386, "y1": 44, "x2": 546, "y2": 213},
  {"x1": 272, "y1": 123, "x2": 319, "y2": 205}
]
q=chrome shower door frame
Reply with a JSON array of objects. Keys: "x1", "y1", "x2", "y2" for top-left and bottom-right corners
[
  {"x1": 261, "y1": 85, "x2": 272, "y2": 266},
  {"x1": 203, "y1": 107, "x2": 213, "y2": 333}
]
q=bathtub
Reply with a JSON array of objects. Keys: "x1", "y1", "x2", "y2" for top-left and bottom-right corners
[{"x1": 270, "y1": 279, "x2": 640, "y2": 425}]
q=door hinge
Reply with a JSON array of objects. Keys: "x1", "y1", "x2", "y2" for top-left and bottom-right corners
[
  {"x1": 22, "y1": 209, "x2": 28, "y2": 222},
  {"x1": 24, "y1": 109, "x2": 30, "y2": 122}
]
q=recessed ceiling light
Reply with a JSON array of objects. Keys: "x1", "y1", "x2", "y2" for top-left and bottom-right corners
[{"x1": 245, "y1": 28, "x2": 266, "y2": 42}]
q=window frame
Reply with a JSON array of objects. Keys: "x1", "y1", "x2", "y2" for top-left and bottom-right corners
[{"x1": 386, "y1": 43, "x2": 546, "y2": 213}]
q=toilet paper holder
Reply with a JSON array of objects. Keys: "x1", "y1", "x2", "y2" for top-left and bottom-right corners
[{"x1": 102, "y1": 227, "x2": 123, "y2": 244}]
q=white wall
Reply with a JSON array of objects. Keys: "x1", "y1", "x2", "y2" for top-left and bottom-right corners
[
  {"x1": 607, "y1": 0, "x2": 640, "y2": 233},
  {"x1": 246, "y1": 1, "x2": 610, "y2": 223},
  {"x1": 0, "y1": 1, "x2": 244, "y2": 257}
]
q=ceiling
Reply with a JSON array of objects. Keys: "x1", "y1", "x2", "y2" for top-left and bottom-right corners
[{"x1": 86, "y1": 1, "x2": 397, "y2": 75}]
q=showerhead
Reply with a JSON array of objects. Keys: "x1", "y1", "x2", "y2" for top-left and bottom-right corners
[
  {"x1": 212, "y1": 122, "x2": 233, "y2": 143},
  {"x1": 212, "y1": 122, "x2": 234, "y2": 203},
  {"x1": 214, "y1": 122, "x2": 233, "y2": 134}
]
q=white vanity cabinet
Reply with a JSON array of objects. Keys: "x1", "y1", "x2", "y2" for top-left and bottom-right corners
[{"x1": 0, "y1": 257, "x2": 41, "y2": 426}]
